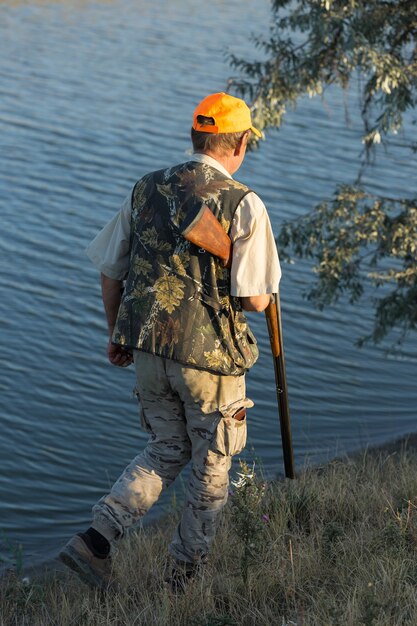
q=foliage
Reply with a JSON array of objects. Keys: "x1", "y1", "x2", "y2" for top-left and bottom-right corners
[
  {"x1": 229, "y1": 0, "x2": 417, "y2": 344},
  {"x1": 229, "y1": 461, "x2": 268, "y2": 585},
  {"x1": 278, "y1": 185, "x2": 417, "y2": 344}
]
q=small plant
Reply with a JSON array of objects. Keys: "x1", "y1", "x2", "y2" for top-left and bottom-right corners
[
  {"x1": 0, "y1": 530, "x2": 23, "y2": 577},
  {"x1": 229, "y1": 460, "x2": 268, "y2": 585},
  {"x1": 384, "y1": 497, "x2": 417, "y2": 550}
]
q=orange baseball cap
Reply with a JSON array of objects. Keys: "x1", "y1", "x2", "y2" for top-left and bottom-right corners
[{"x1": 193, "y1": 92, "x2": 262, "y2": 137}]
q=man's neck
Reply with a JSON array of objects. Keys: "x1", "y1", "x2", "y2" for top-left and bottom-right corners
[{"x1": 195, "y1": 150, "x2": 236, "y2": 175}]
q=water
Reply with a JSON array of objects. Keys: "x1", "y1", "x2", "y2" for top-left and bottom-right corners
[{"x1": 0, "y1": 0, "x2": 416, "y2": 571}]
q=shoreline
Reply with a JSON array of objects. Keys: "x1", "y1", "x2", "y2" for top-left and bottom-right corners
[
  {"x1": 354, "y1": 430, "x2": 417, "y2": 457},
  {"x1": 4, "y1": 429, "x2": 417, "y2": 582}
]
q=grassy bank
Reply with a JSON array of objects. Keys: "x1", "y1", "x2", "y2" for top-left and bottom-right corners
[{"x1": 2, "y1": 441, "x2": 417, "y2": 626}]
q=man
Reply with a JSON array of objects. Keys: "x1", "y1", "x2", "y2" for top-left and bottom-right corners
[{"x1": 59, "y1": 92, "x2": 281, "y2": 592}]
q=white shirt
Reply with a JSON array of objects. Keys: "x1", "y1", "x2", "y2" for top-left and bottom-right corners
[{"x1": 86, "y1": 153, "x2": 281, "y2": 296}]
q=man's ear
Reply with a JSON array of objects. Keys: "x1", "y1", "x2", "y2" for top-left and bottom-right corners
[{"x1": 233, "y1": 131, "x2": 250, "y2": 156}]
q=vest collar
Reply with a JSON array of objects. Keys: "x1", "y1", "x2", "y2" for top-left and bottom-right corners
[{"x1": 190, "y1": 153, "x2": 233, "y2": 180}]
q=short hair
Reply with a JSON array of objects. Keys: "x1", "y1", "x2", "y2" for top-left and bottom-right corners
[{"x1": 191, "y1": 128, "x2": 248, "y2": 156}]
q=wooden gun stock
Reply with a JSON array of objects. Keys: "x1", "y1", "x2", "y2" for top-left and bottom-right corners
[
  {"x1": 179, "y1": 204, "x2": 232, "y2": 268},
  {"x1": 265, "y1": 298, "x2": 280, "y2": 357},
  {"x1": 179, "y1": 204, "x2": 295, "y2": 479}
]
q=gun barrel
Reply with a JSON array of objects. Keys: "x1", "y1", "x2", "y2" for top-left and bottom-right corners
[{"x1": 266, "y1": 293, "x2": 295, "y2": 479}]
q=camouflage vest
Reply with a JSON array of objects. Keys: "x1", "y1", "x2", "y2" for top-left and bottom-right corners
[{"x1": 112, "y1": 160, "x2": 259, "y2": 376}]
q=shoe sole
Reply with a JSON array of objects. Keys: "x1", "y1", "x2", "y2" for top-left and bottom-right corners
[{"x1": 59, "y1": 544, "x2": 107, "y2": 590}]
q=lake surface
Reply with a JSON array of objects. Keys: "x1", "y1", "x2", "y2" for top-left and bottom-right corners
[{"x1": 0, "y1": 0, "x2": 416, "y2": 571}]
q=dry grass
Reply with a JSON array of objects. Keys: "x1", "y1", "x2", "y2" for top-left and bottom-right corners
[{"x1": 2, "y1": 446, "x2": 417, "y2": 626}]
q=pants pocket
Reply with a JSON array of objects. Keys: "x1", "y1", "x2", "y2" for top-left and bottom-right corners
[
  {"x1": 134, "y1": 386, "x2": 153, "y2": 434},
  {"x1": 209, "y1": 398, "x2": 253, "y2": 457},
  {"x1": 139, "y1": 406, "x2": 153, "y2": 434}
]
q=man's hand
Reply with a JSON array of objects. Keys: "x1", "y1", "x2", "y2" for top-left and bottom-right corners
[
  {"x1": 100, "y1": 273, "x2": 133, "y2": 367},
  {"x1": 107, "y1": 340, "x2": 133, "y2": 367}
]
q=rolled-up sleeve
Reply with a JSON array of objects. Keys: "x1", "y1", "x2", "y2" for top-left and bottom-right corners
[
  {"x1": 230, "y1": 192, "x2": 281, "y2": 297},
  {"x1": 85, "y1": 194, "x2": 132, "y2": 280}
]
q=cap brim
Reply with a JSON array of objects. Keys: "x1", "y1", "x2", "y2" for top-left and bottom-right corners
[{"x1": 251, "y1": 125, "x2": 263, "y2": 138}]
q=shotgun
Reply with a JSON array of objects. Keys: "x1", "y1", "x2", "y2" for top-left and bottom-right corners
[{"x1": 179, "y1": 204, "x2": 296, "y2": 479}]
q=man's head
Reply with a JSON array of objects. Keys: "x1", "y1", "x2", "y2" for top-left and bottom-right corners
[{"x1": 191, "y1": 93, "x2": 261, "y2": 171}]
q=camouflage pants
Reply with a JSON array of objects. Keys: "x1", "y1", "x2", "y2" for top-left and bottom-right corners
[{"x1": 92, "y1": 351, "x2": 253, "y2": 564}]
